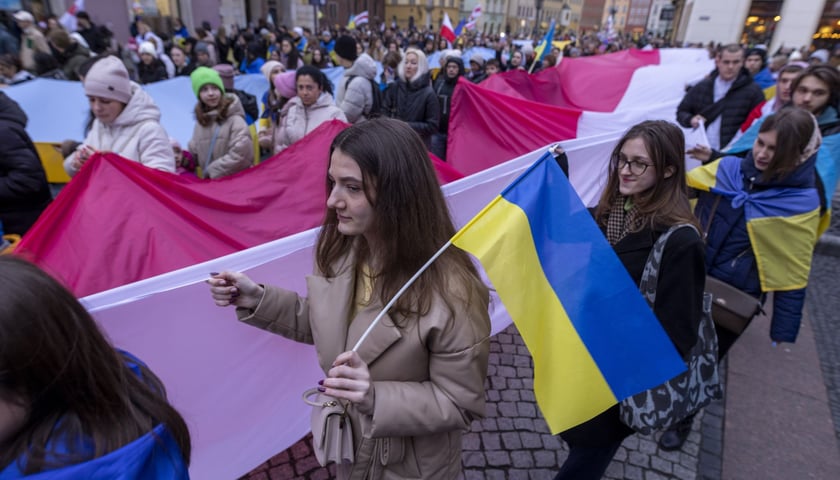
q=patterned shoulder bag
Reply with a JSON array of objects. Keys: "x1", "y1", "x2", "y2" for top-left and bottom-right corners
[{"x1": 619, "y1": 224, "x2": 723, "y2": 435}]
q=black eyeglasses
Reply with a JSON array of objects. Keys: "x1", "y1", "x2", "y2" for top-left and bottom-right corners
[{"x1": 617, "y1": 158, "x2": 652, "y2": 175}]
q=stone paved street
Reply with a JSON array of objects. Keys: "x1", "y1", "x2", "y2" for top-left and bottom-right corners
[
  {"x1": 244, "y1": 324, "x2": 722, "y2": 480},
  {"x1": 244, "y1": 201, "x2": 840, "y2": 480}
]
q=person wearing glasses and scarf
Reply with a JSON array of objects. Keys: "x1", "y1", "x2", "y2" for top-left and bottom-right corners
[{"x1": 556, "y1": 120, "x2": 706, "y2": 480}]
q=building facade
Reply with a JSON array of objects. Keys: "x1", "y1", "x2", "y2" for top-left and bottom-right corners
[
  {"x1": 7, "y1": 0, "x2": 833, "y2": 51},
  {"x1": 675, "y1": 0, "x2": 830, "y2": 51}
]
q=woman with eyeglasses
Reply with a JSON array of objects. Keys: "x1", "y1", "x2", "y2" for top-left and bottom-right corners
[{"x1": 555, "y1": 120, "x2": 706, "y2": 480}]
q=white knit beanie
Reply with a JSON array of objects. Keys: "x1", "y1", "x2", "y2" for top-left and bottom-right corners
[
  {"x1": 84, "y1": 56, "x2": 132, "y2": 104},
  {"x1": 138, "y1": 41, "x2": 158, "y2": 58}
]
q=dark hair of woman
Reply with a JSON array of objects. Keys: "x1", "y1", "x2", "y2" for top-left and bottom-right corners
[
  {"x1": 194, "y1": 92, "x2": 234, "y2": 127},
  {"x1": 309, "y1": 46, "x2": 329, "y2": 68},
  {"x1": 0, "y1": 256, "x2": 191, "y2": 473},
  {"x1": 382, "y1": 51, "x2": 402, "y2": 70},
  {"x1": 0, "y1": 53, "x2": 22, "y2": 72},
  {"x1": 33, "y1": 51, "x2": 61, "y2": 76},
  {"x1": 759, "y1": 107, "x2": 817, "y2": 182},
  {"x1": 280, "y1": 35, "x2": 300, "y2": 71},
  {"x1": 296, "y1": 65, "x2": 332, "y2": 96},
  {"x1": 315, "y1": 118, "x2": 490, "y2": 321},
  {"x1": 791, "y1": 64, "x2": 840, "y2": 114},
  {"x1": 595, "y1": 120, "x2": 700, "y2": 232}
]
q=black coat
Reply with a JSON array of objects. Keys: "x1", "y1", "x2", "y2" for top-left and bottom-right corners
[
  {"x1": 676, "y1": 68, "x2": 765, "y2": 149},
  {"x1": 433, "y1": 57, "x2": 465, "y2": 134},
  {"x1": 137, "y1": 59, "x2": 168, "y2": 84},
  {"x1": 382, "y1": 72, "x2": 439, "y2": 146},
  {"x1": 561, "y1": 223, "x2": 705, "y2": 447},
  {"x1": 0, "y1": 92, "x2": 51, "y2": 235}
]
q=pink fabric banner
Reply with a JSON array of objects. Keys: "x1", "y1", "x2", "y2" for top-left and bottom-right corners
[
  {"x1": 447, "y1": 78, "x2": 582, "y2": 176},
  {"x1": 17, "y1": 120, "x2": 462, "y2": 296},
  {"x1": 479, "y1": 49, "x2": 660, "y2": 111}
]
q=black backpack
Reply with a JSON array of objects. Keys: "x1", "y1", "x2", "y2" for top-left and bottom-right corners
[{"x1": 347, "y1": 75, "x2": 382, "y2": 119}]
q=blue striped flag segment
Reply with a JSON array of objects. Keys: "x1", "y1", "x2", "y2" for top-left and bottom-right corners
[{"x1": 451, "y1": 152, "x2": 686, "y2": 434}]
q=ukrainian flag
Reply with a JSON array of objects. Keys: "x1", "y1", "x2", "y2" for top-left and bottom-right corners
[
  {"x1": 452, "y1": 152, "x2": 686, "y2": 434},
  {"x1": 688, "y1": 156, "x2": 821, "y2": 291}
]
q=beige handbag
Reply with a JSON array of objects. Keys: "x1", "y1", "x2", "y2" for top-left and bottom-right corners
[{"x1": 303, "y1": 387, "x2": 355, "y2": 466}]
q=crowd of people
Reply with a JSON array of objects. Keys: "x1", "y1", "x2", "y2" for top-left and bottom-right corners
[{"x1": 1, "y1": 6, "x2": 838, "y2": 479}]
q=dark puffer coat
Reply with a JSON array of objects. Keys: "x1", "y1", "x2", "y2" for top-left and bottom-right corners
[
  {"x1": 433, "y1": 56, "x2": 465, "y2": 134},
  {"x1": 676, "y1": 68, "x2": 765, "y2": 149},
  {"x1": 694, "y1": 154, "x2": 820, "y2": 343},
  {"x1": 0, "y1": 92, "x2": 51, "y2": 235},
  {"x1": 382, "y1": 72, "x2": 439, "y2": 147}
]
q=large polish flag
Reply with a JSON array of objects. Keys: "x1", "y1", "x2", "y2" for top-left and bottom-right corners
[
  {"x1": 11, "y1": 48, "x2": 714, "y2": 479},
  {"x1": 447, "y1": 48, "x2": 713, "y2": 178}
]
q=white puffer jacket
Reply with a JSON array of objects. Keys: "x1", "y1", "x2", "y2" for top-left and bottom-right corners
[
  {"x1": 274, "y1": 92, "x2": 346, "y2": 154},
  {"x1": 64, "y1": 83, "x2": 176, "y2": 176}
]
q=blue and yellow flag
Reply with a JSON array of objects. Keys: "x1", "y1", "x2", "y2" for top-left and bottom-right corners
[
  {"x1": 534, "y1": 19, "x2": 557, "y2": 61},
  {"x1": 687, "y1": 156, "x2": 821, "y2": 291},
  {"x1": 451, "y1": 152, "x2": 686, "y2": 434}
]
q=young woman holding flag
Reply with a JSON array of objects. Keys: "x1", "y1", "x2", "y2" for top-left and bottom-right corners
[{"x1": 208, "y1": 118, "x2": 490, "y2": 479}]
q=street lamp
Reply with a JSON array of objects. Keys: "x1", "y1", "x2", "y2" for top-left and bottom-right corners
[
  {"x1": 426, "y1": 0, "x2": 434, "y2": 30},
  {"x1": 560, "y1": 2, "x2": 571, "y2": 29},
  {"x1": 534, "y1": 0, "x2": 545, "y2": 37}
]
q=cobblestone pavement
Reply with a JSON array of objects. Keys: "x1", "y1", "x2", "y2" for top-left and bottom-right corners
[
  {"x1": 810, "y1": 194, "x2": 840, "y2": 443},
  {"x1": 808, "y1": 247, "x2": 840, "y2": 444},
  {"x1": 244, "y1": 323, "x2": 725, "y2": 480}
]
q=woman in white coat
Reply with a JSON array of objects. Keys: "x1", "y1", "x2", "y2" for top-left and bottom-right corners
[
  {"x1": 63, "y1": 56, "x2": 175, "y2": 176},
  {"x1": 272, "y1": 65, "x2": 347, "y2": 154}
]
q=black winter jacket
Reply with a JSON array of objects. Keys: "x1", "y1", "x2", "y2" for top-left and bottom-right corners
[
  {"x1": 676, "y1": 69, "x2": 765, "y2": 149},
  {"x1": 432, "y1": 57, "x2": 465, "y2": 134},
  {"x1": 561, "y1": 223, "x2": 705, "y2": 447},
  {"x1": 137, "y1": 59, "x2": 168, "y2": 85},
  {"x1": 382, "y1": 72, "x2": 439, "y2": 146},
  {"x1": 0, "y1": 92, "x2": 51, "y2": 235}
]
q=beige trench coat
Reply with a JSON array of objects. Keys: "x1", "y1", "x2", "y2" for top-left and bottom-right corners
[{"x1": 237, "y1": 252, "x2": 490, "y2": 479}]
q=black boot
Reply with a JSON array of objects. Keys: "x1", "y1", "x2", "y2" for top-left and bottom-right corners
[{"x1": 658, "y1": 415, "x2": 694, "y2": 451}]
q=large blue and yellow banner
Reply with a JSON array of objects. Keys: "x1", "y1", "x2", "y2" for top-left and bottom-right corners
[{"x1": 451, "y1": 152, "x2": 686, "y2": 434}]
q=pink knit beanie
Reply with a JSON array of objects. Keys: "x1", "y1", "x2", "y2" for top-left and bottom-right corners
[{"x1": 273, "y1": 71, "x2": 297, "y2": 99}]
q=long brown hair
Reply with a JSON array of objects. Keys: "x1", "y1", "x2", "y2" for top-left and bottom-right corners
[
  {"x1": 0, "y1": 256, "x2": 191, "y2": 473},
  {"x1": 194, "y1": 92, "x2": 234, "y2": 127},
  {"x1": 595, "y1": 120, "x2": 699, "y2": 231},
  {"x1": 316, "y1": 118, "x2": 489, "y2": 322},
  {"x1": 758, "y1": 108, "x2": 818, "y2": 182}
]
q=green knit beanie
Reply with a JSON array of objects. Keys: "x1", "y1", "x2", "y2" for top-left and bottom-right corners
[{"x1": 190, "y1": 66, "x2": 225, "y2": 98}]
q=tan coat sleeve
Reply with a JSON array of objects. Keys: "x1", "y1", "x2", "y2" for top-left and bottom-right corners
[
  {"x1": 368, "y1": 293, "x2": 491, "y2": 438},
  {"x1": 236, "y1": 285, "x2": 314, "y2": 344}
]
